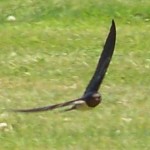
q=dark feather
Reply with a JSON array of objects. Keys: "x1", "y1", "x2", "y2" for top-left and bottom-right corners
[
  {"x1": 10, "y1": 98, "x2": 81, "y2": 113},
  {"x1": 84, "y1": 20, "x2": 116, "y2": 95}
]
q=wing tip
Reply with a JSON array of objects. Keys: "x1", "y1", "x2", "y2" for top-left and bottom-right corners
[
  {"x1": 112, "y1": 19, "x2": 115, "y2": 24},
  {"x1": 7, "y1": 108, "x2": 32, "y2": 113},
  {"x1": 111, "y1": 19, "x2": 116, "y2": 33}
]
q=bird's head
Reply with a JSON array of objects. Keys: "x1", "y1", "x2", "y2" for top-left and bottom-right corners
[{"x1": 83, "y1": 92, "x2": 102, "y2": 107}]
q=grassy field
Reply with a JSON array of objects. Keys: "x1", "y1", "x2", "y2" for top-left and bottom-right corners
[{"x1": 0, "y1": 0, "x2": 150, "y2": 150}]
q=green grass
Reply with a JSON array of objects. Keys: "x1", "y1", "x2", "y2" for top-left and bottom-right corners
[{"x1": 0, "y1": 0, "x2": 150, "y2": 150}]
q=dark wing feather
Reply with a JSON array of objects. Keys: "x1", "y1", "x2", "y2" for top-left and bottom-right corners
[
  {"x1": 84, "y1": 20, "x2": 116, "y2": 95},
  {"x1": 10, "y1": 98, "x2": 81, "y2": 113}
]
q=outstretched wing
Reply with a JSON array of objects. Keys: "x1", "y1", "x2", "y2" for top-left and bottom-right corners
[
  {"x1": 9, "y1": 98, "x2": 81, "y2": 113},
  {"x1": 84, "y1": 20, "x2": 116, "y2": 95},
  {"x1": 9, "y1": 20, "x2": 116, "y2": 113}
]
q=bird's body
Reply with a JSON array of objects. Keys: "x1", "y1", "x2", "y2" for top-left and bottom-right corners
[
  {"x1": 68, "y1": 100, "x2": 92, "y2": 111},
  {"x1": 65, "y1": 92, "x2": 101, "y2": 111},
  {"x1": 10, "y1": 20, "x2": 116, "y2": 113}
]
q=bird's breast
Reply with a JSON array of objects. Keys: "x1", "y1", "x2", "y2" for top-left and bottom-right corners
[{"x1": 73, "y1": 100, "x2": 92, "y2": 110}]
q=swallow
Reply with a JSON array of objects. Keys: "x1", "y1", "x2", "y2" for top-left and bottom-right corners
[{"x1": 10, "y1": 20, "x2": 116, "y2": 112}]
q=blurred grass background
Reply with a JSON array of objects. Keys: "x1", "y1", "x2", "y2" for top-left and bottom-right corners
[{"x1": 0, "y1": 0, "x2": 150, "y2": 150}]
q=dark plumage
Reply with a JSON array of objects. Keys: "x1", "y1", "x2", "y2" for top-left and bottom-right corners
[{"x1": 10, "y1": 20, "x2": 116, "y2": 113}]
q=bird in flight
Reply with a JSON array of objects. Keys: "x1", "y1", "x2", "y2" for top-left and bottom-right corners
[{"x1": 10, "y1": 20, "x2": 116, "y2": 112}]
